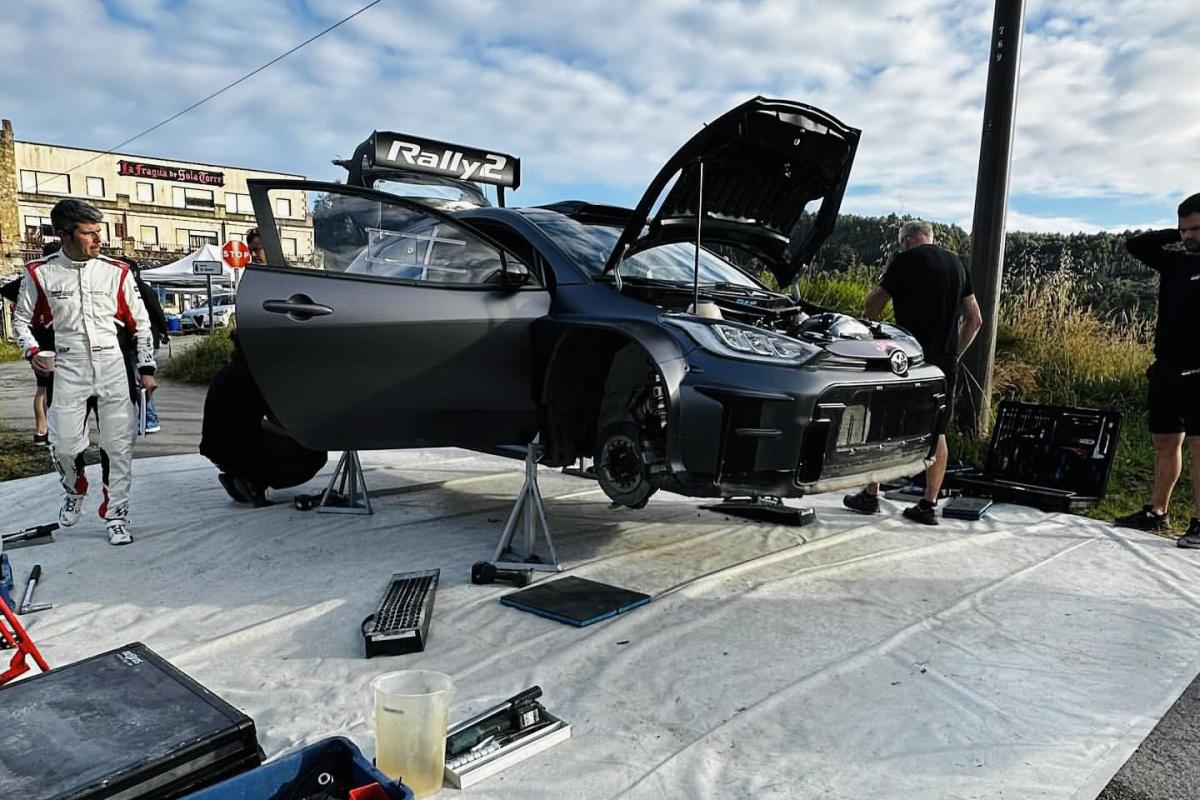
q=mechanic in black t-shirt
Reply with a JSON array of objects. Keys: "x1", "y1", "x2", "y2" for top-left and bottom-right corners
[
  {"x1": 843, "y1": 219, "x2": 983, "y2": 525},
  {"x1": 1113, "y1": 192, "x2": 1200, "y2": 547}
]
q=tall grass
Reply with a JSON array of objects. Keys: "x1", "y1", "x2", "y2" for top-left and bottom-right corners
[
  {"x1": 795, "y1": 265, "x2": 893, "y2": 322},
  {"x1": 160, "y1": 329, "x2": 235, "y2": 383},
  {"x1": 0, "y1": 338, "x2": 21, "y2": 363},
  {"x1": 991, "y1": 271, "x2": 1153, "y2": 414}
]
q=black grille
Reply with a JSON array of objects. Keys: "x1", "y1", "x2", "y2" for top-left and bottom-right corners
[{"x1": 812, "y1": 380, "x2": 944, "y2": 476}]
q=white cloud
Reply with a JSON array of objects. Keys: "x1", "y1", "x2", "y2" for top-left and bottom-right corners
[{"x1": 0, "y1": 0, "x2": 1196, "y2": 231}]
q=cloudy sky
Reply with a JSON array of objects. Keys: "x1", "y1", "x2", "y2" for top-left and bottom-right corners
[{"x1": 2, "y1": 0, "x2": 1197, "y2": 233}]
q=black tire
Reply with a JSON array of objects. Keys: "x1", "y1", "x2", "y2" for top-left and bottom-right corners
[{"x1": 594, "y1": 422, "x2": 656, "y2": 509}]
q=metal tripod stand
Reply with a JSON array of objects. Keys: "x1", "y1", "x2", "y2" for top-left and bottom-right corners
[
  {"x1": 317, "y1": 450, "x2": 373, "y2": 515},
  {"x1": 491, "y1": 441, "x2": 560, "y2": 572}
]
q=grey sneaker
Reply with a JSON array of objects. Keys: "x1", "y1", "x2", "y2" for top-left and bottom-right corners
[
  {"x1": 1177, "y1": 519, "x2": 1200, "y2": 549},
  {"x1": 1114, "y1": 505, "x2": 1169, "y2": 532},
  {"x1": 59, "y1": 492, "x2": 85, "y2": 527},
  {"x1": 843, "y1": 489, "x2": 880, "y2": 514},
  {"x1": 106, "y1": 518, "x2": 133, "y2": 546}
]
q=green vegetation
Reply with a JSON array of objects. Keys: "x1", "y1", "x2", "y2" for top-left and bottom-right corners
[
  {"x1": 160, "y1": 329, "x2": 234, "y2": 383},
  {"x1": 0, "y1": 428, "x2": 52, "y2": 481},
  {"x1": 794, "y1": 266, "x2": 1192, "y2": 531},
  {"x1": 0, "y1": 339, "x2": 22, "y2": 363}
]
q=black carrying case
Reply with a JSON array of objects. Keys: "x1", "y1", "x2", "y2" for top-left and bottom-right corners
[
  {"x1": 0, "y1": 642, "x2": 261, "y2": 799},
  {"x1": 948, "y1": 400, "x2": 1122, "y2": 512}
]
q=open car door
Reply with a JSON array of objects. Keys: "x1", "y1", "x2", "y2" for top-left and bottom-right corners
[{"x1": 236, "y1": 180, "x2": 550, "y2": 451}]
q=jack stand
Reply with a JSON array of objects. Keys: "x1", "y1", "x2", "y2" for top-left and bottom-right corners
[
  {"x1": 561, "y1": 456, "x2": 596, "y2": 480},
  {"x1": 0, "y1": 596, "x2": 50, "y2": 686},
  {"x1": 492, "y1": 442, "x2": 561, "y2": 572},
  {"x1": 317, "y1": 450, "x2": 373, "y2": 515},
  {"x1": 701, "y1": 496, "x2": 816, "y2": 527}
]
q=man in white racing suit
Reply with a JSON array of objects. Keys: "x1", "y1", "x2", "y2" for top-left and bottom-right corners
[{"x1": 13, "y1": 199, "x2": 157, "y2": 546}]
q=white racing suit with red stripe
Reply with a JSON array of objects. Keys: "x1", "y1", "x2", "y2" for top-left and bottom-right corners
[{"x1": 12, "y1": 252, "x2": 155, "y2": 522}]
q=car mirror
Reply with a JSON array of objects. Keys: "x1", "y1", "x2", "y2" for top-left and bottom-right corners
[{"x1": 501, "y1": 259, "x2": 531, "y2": 289}]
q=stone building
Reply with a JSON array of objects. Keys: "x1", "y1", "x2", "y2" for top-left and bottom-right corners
[{"x1": 0, "y1": 119, "x2": 313, "y2": 275}]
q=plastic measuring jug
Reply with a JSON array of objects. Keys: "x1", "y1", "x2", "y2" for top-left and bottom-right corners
[{"x1": 371, "y1": 670, "x2": 454, "y2": 797}]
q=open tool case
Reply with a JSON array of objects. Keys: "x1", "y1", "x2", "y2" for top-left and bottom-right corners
[{"x1": 948, "y1": 400, "x2": 1121, "y2": 512}]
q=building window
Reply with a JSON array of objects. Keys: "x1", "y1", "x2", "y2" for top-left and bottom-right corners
[
  {"x1": 115, "y1": 221, "x2": 126, "y2": 239},
  {"x1": 189, "y1": 231, "x2": 219, "y2": 249},
  {"x1": 86, "y1": 176, "x2": 105, "y2": 198},
  {"x1": 20, "y1": 170, "x2": 71, "y2": 194},
  {"x1": 23, "y1": 215, "x2": 53, "y2": 241},
  {"x1": 136, "y1": 182, "x2": 154, "y2": 203},
  {"x1": 225, "y1": 192, "x2": 253, "y2": 215},
  {"x1": 282, "y1": 237, "x2": 298, "y2": 257},
  {"x1": 275, "y1": 198, "x2": 292, "y2": 218},
  {"x1": 172, "y1": 187, "x2": 215, "y2": 209},
  {"x1": 140, "y1": 225, "x2": 159, "y2": 245}
]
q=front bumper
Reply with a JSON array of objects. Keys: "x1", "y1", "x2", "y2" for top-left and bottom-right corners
[{"x1": 663, "y1": 354, "x2": 947, "y2": 498}]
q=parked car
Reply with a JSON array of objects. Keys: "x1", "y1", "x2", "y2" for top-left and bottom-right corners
[
  {"x1": 236, "y1": 97, "x2": 947, "y2": 508},
  {"x1": 180, "y1": 294, "x2": 236, "y2": 332}
]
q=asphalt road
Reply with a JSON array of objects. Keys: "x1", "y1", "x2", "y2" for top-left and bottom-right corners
[{"x1": 0, "y1": 335, "x2": 208, "y2": 459}]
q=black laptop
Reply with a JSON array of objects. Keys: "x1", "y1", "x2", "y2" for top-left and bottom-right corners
[{"x1": 948, "y1": 401, "x2": 1122, "y2": 512}]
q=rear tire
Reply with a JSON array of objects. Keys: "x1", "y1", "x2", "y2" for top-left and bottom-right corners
[{"x1": 594, "y1": 422, "x2": 656, "y2": 509}]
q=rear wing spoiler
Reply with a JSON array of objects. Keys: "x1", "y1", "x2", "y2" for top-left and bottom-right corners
[{"x1": 337, "y1": 131, "x2": 521, "y2": 205}]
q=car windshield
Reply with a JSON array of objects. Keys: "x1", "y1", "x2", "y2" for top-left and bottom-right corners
[
  {"x1": 523, "y1": 211, "x2": 760, "y2": 288},
  {"x1": 370, "y1": 173, "x2": 490, "y2": 210}
]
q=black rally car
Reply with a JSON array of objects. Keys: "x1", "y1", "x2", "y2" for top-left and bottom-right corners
[{"x1": 236, "y1": 97, "x2": 947, "y2": 508}]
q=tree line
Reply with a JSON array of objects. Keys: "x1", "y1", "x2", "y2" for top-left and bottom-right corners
[{"x1": 809, "y1": 213, "x2": 1160, "y2": 320}]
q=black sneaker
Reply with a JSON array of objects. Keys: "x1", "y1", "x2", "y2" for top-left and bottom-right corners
[
  {"x1": 1114, "y1": 505, "x2": 1169, "y2": 532},
  {"x1": 32, "y1": 432, "x2": 48, "y2": 447},
  {"x1": 903, "y1": 502, "x2": 939, "y2": 526},
  {"x1": 1177, "y1": 519, "x2": 1200, "y2": 549},
  {"x1": 218, "y1": 473, "x2": 249, "y2": 503},
  {"x1": 843, "y1": 489, "x2": 880, "y2": 514}
]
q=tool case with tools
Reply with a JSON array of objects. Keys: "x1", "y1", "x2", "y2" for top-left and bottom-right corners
[
  {"x1": 0, "y1": 642, "x2": 262, "y2": 799},
  {"x1": 947, "y1": 400, "x2": 1122, "y2": 512}
]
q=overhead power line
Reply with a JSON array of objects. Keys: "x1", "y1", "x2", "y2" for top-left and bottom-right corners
[{"x1": 67, "y1": 0, "x2": 387, "y2": 172}]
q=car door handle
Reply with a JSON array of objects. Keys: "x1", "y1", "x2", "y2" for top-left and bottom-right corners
[{"x1": 262, "y1": 299, "x2": 333, "y2": 318}]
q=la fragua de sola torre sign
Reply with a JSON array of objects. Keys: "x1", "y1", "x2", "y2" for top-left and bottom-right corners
[{"x1": 118, "y1": 160, "x2": 225, "y2": 187}]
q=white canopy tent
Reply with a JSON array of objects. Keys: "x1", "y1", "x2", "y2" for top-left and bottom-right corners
[{"x1": 139, "y1": 244, "x2": 236, "y2": 290}]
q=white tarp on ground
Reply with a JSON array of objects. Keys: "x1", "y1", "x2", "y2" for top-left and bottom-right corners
[{"x1": 3, "y1": 450, "x2": 1200, "y2": 799}]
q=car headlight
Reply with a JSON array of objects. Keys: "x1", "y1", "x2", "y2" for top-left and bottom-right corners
[{"x1": 665, "y1": 317, "x2": 819, "y2": 365}]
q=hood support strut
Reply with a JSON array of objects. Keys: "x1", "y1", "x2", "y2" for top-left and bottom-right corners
[{"x1": 691, "y1": 159, "x2": 704, "y2": 314}]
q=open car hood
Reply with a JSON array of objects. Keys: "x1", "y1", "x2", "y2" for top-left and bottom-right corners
[{"x1": 602, "y1": 97, "x2": 860, "y2": 287}]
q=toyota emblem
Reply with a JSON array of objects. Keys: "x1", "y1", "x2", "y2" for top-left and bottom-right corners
[{"x1": 889, "y1": 350, "x2": 909, "y2": 376}]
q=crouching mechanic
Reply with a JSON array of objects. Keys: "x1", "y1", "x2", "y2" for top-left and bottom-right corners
[{"x1": 12, "y1": 199, "x2": 156, "y2": 546}]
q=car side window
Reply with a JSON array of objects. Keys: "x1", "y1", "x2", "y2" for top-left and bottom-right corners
[{"x1": 265, "y1": 188, "x2": 528, "y2": 287}]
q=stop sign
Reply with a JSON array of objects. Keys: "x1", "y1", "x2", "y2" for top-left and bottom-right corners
[{"x1": 222, "y1": 240, "x2": 250, "y2": 269}]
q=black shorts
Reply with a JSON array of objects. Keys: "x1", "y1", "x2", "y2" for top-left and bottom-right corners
[
  {"x1": 1147, "y1": 362, "x2": 1200, "y2": 436},
  {"x1": 35, "y1": 370, "x2": 53, "y2": 389}
]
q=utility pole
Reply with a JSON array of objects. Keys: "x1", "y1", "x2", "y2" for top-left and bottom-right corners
[{"x1": 960, "y1": 0, "x2": 1027, "y2": 435}]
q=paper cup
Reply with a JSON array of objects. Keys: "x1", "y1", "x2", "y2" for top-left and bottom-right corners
[{"x1": 33, "y1": 351, "x2": 55, "y2": 372}]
